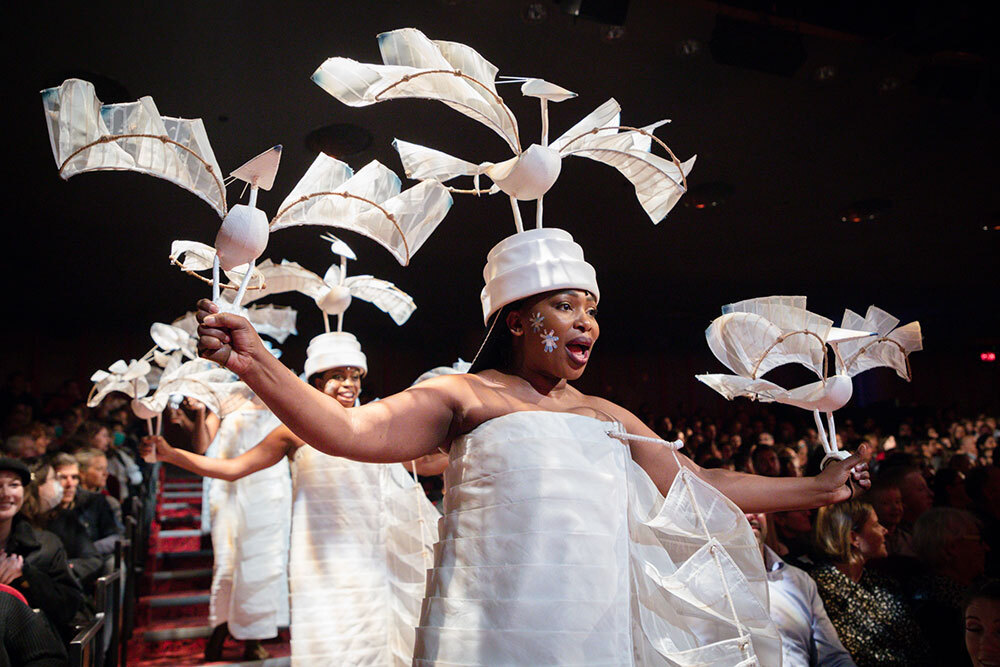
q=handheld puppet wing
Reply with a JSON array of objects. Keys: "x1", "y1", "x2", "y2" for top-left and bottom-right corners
[
  {"x1": 88, "y1": 359, "x2": 153, "y2": 407},
  {"x1": 837, "y1": 306, "x2": 922, "y2": 380},
  {"x1": 150, "y1": 322, "x2": 198, "y2": 360},
  {"x1": 42, "y1": 79, "x2": 227, "y2": 216},
  {"x1": 392, "y1": 139, "x2": 487, "y2": 184},
  {"x1": 245, "y1": 305, "x2": 298, "y2": 344},
  {"x1": 234, "y1": 259, "x2": 329, "y2": 305},
  {"x1": 169, "y1": 240, "x2": 265, "y2": 290},
  {"x1": 718, "y1": 297, "x2": 833, "y2": 379},
  {"x1": 137, "y1": 359, "x2": 252, "y2": 417},
  {"x1": 698, "y1": 367, "x2": 854, "y2": 411},
  {"x1": 271, "y1": 158, "x2": 453, "y2": 265},
  {"x1": 313, "y1": 28, "x2": 519, "y2": 152},
  {"x1": 344, "y1": 275, "x2": 416, "y2": 325}
]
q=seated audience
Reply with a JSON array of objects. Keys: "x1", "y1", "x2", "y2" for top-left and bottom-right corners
[
  {"x1": 1, "y1": 582, "x2": 67, "y2": 666},
  {"x1": 964, "y1": 579, "x2": 1000, "y2": 667},
  {"x1": 877, "y1": 464, "x2": 933, "y2": 557},
  {"x1": 747, "y1": 512, "x2": 855, "y2": 666},
  {"x1": 76, "y1": 447, "x2": 123, "y2": 528},
  {"x1": 910, "y1": 508, "x2": 988, "y2": 665},
  {"x1": 0, "y1": 456, "x2": 86, "y2": 642},
  {"x1": 811, "y1": 499, "x2": 929, "y2": 666}
]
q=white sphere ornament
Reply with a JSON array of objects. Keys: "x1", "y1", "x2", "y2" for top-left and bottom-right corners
[
  {"x1": 486, "y1": 144, "x2": 562, "y2": 201},
  {"x1": 317, "y1": 284, "x2": 353, "y2": 315},
  {"x1": 215, "y1": 204, "x2": 269, "y2": 271},
  {"x1": 131, "y1": 398, "x2": 159, "y2": 420}
]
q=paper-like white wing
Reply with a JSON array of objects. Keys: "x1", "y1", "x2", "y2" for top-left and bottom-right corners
[
  {"x1": 137, "y1": 359, "x2": 252, "y2": 417},
  {"x1": 233, "y1": 259, "x2": 328, "y2": 306},
  {"x1": 838, "y1": 306, "x2": 922, "y2": 380},
  {"x1": 272, "y1": 160, "x2": 453, "y2": 265},
  {"x1": 42, "y1": 79, "x2": 227, "y2": 217},
  {"x1": 392, "y1": 139, "x2": 487, "y2": 184},
  {"x1": 150, "y1": 322, "x2": 198, "y2": 360},
  {"x1": 313, "y1": 28, "x2": 519, "y2": 153},
  {"x1": 558, "y1": 123, "x2": 694, "y2": 223},
  {"x1": 170, "y1": 240, "x2": 265, "y2": 289},
  {"x1": 245, "y1": 305, "x2": 298, "y2": 344},
  {"x1": 697, "y1": 374, "x2": 853, "y2": 412},
  {"x1": 88, "y1": 359, "x2": 153, "y2": 406},
  {"x1": 345, "y1": 275, "x2": 416, "y2": 325},
  {"x1": 719, "y1": 296, "x2": 833, "y2": 378},
  {"x1": 706, "y1": 313, "x2": 784, "y2": 378},
  {"x1": 549, "y1": 99, "x2": 621, "y2": 153}
]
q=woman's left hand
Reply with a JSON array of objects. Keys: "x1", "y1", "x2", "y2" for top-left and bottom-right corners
[{"x1": 816, "y1": 443, "x2": 871, "y2": 504}]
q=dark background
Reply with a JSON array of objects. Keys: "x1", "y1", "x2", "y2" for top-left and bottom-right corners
[{"x1": 5, "y1": 1, "x2": 998, "y2": 413}]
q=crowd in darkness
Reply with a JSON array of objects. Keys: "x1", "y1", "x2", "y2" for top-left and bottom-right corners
[{"x1": 1, "y1": 369, "x2": 998, "y2": 666}]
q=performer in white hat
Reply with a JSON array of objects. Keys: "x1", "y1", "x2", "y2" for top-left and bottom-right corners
[
  {"x1": 194, "y1": 29, "x2": 872, "y2": 666},
  {"x1": 144, "y1": 318, "x2": 440, "y2": 666}
]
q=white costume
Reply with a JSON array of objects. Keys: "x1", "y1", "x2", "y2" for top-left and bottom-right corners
[
  {"x1": 415, "y1": 410, "x2": 780, "y2": 666},
  {"x1": 288, "y1": 444, "x2": 438, "y2": 665},
  {"x1": 206, "y1": 402, "x2": 292, "y2": 640}
]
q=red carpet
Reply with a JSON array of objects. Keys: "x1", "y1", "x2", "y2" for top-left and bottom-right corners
[{"x1": 129, "y1": 465, "x2": 291, "y2": 665}]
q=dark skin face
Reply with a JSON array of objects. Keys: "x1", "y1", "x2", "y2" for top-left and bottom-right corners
[
  {"x1": 311, "y1": 366, "x2": 363, "y2": 408},
  {"x1": 504, "y1": 289, "x2": 599, "y2": 391}
]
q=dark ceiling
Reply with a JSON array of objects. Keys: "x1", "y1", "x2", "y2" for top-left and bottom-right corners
[{"x1": 6, "y1": 1, "x2": 998, "y2": 405}]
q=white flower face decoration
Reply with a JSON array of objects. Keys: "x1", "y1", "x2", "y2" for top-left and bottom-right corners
[
  {"x1": 541, "y1": 329, "x2": 559, "y2": 353},
  {"x1": 529, "y1": 312, "x2": 545, "y2": 332}
]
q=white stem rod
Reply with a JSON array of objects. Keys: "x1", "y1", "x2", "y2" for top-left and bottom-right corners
[
  {"x1": 212, "y1": 255, "x2": 221, "y2": 302},
  {"x1": 248, "y1": 185, "x2": 259, "y2": 209},
  {"x1": 510, "y1": 197, "x2": 524, "y2": 233},
  {"x1": 540, "y1": 99, "x2": 550, "y2": 147},
  {"x1": 536, "y1": 196, "x2": 544, "y2": 229},
  {"x1": 337, "y1": 313, "x2": 344, "y2": 333},
  {"x1": 339, "y1": 256, "x2": 347, "y2": 285},
  {"x1": 233, "y1": 260, "x2": 255, "y2": 307},
  {"x1": 322, "y1": 311, "x2": 331, "y2": 334}
]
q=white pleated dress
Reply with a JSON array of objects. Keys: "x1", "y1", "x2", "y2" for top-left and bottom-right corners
[
  {"x1": 206, "y1": 404, "x2": 292, "y2": 640},
  {"x1": 288, "y1": 444, "x2": 440, "y2": 666},
  {"x1": 414, "y1": 411, "x2": 782, "y2": 666}
]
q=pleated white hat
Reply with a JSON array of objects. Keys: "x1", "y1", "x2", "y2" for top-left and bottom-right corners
[{"x1": 304, "y1": 332, "x2": 367, "y2": 379}]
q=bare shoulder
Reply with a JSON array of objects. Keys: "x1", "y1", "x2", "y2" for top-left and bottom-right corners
[{"x1": 578, "y1": 393, "x2": 650, "y2": 434}]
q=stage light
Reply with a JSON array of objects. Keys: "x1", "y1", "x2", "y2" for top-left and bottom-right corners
[
  {"x1": 683, "y1": 181, "x2": 734, "y2": 210},
  {"x1": 981, "y1": 352, "x2": 997, "y2": 362},
  {"x1": 676, "y1": 39, "x2": 702, "y2": 57},
  {"x1": 840, "y1": 198, "x2": 891, "y2": 223},
  {"x1": 522, "y1": 3, "x2": 547, "y2": 23}
]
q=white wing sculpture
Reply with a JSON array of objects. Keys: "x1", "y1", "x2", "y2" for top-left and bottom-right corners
[
  {"x1": 696, "y1": 296, "x2": 878, "y2": 467},
  {"x1": 834, "y1": 306, "x2": 923, "y2": 381},
  {"x1": 42, "y1": 79, "x2": 280, "y2": 303},
  {"x1": 269, "y1": 153, "x2": 453, "y2": 266},
  {"x1": 88, "y1": 358, "x2": 154, "y2": 407},
  {"x1": 134, "y1": 358, "x2": 254, "y2": 422},
  {"x1": 312, "y1": 28, "x2": 694, "y2": 232},
  {"x1": 233, "y1": 234, "x2": 416, "y2": 333}
]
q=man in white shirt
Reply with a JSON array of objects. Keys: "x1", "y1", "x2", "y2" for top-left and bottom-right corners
[{"x1": 747, "y1": 512, "x2": 856, "y2": 666}]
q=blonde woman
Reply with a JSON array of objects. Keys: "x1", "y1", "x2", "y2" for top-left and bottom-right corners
[{"x1": 811, "y1": 500, "x2": 927, "y2": 666}]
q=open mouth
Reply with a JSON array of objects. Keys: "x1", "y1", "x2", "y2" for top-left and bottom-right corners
[{"x1": 566, "y1": 338, "x2": 592, "y2": 366}]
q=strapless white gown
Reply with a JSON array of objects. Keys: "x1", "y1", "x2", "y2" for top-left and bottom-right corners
[
  {"x1": 414, "y1": 411, "x2": 781, "y2": 666},
  {"x1": 288, "y1": 445, "x2": 440, "y2": 666},
  {"x1": 206, "y1": 405, "x2": 292, "y2": 640}
]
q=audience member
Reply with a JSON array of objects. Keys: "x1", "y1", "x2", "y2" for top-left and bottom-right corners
[
  {"x1": 964, "y1": 579, "x2": 1000, "y2": 667},
  {"x1": 877, "y1": 464, "x2": 933, "y2": 557},
  {"x1": 910, "y1": 508, "x2": 988, "y2": 664},
  {"x1": 0, "y1": 583, "x2": 67, "y2": 666},
  {"x1": 753, "y1": 444, "x2": 781, "y2": 477},
  {"x1": 811, "y1": 500, "x2": 929, "y2": 666},
  {"x1": 746, "y1": 512, "x2": 855, "y2": 666},
  {"x1": 0, "y1": 456, "x2": 87, "y2": 642}
]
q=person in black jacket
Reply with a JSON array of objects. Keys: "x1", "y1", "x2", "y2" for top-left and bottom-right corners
[
  {"x1": 0, "y1": 456, "x2": 87, "y2": 643},
  {"x1": 1, "y1": 584, "x2": 67, "y2": 667}
]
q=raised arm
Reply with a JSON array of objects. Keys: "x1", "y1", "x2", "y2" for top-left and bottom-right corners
[
  {"x1": 609, "y1": 403, "x2": 869, "y2": 513},
  {"x1": 188, "y1": 401, "x2": 221, "y2": 454},
  {"x1": 141, "y1": 429, "x2": 293, "y2": 482},
  {"x1": 196, "y1": 300, "x2": 460, "y2": 463}
]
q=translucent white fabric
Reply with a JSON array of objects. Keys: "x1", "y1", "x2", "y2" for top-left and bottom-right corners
[
  {"x1": 206, "y1": 405, "x2": 291, "y2": 640},
  {"x1": 288, "y1": 445, "x2": 439, "y2": 666},
  {"x1": 415, "y1": 411, "x2": 780, "y2": 666}
]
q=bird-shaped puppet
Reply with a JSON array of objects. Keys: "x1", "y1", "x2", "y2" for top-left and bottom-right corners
[
  {"x1": 311, "y1": 27, "x2": 695, "y2": 232},
  {"x1": 696, "y1": 296, "x2": 922, "y2": 468},
  {"x1": 42, "y1": 78, "x2": 281, "y2": 305}
]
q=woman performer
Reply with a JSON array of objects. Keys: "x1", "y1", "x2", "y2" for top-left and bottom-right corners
[
  {"x1": 194, "y1": 226, "x2": 871, "y2": 666},
  {"x1": 143, "y1": 330, "x2": 439, "y2": 666}
]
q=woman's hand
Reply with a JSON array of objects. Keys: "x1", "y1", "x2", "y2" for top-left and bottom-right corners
[
  {"x1": 817, "y1": 443, "x2": 871, "y2": 504},
  {"x1": 0, "y1": 553, "x2": 24, "y2": 585},
  {"x1": 139, "y1": 435, "x2": 173, "y2": 464},
  {"x1": 196, "y1": 299, "x2": 263, "y2": 376}
]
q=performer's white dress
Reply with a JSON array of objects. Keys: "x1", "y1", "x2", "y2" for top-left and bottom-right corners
[
  {"x1": 206, "y1": 404, "x2": 292, "y2": 640},
  {"x1": 414, "y1": 411, "x2": 782, "y2": 666},
  {"x1": 288, "y1": 444, "x2": 439, "y2": 666}
]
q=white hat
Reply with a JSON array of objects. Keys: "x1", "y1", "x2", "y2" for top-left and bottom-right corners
[
  {"x1": 480, "y1": 228, "x2": 599, "y2": 324},
  {"x1": 304, "y1": 332, "x2": 368, "y2": 379}
]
